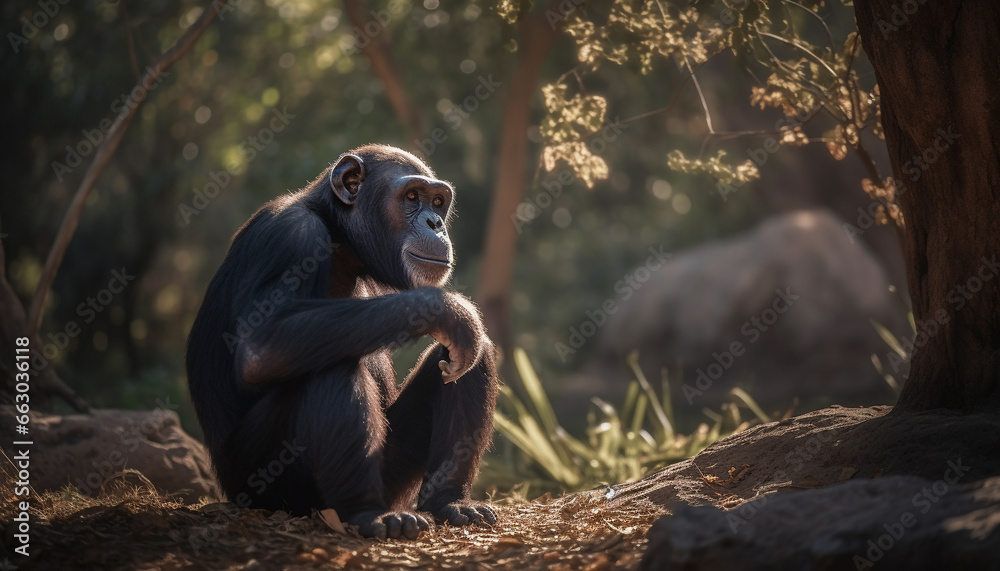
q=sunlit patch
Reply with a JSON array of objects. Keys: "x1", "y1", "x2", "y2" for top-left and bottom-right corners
[
  {"x1": 792, "y1": 211, "x2": 817, "y2": 230},
  {"x1": 261, "y1": 88, "x2": 280, "y2": 106},
  {"x1": 672, "y1": 193, "x2": 691, "y2": 214},
  {"x1": 155, "y1": 285, "x2": 182, "y2": 316},
  {"x1": 651, "y1": 178, "x2": 672, "y2": 200},
  {"x1": 194, "y1": 106, "x2": 212, "y2": 124}
]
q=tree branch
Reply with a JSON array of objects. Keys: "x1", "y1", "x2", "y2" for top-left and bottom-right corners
[
  {"x1": 27, "y1": 0, "x2": 229, "y2": 337},
  {"x1": 119, "y1": 0, "x2": 141, "y2": 80}
]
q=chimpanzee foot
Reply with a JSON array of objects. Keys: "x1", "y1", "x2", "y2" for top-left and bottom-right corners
[
  {"x1": 347, "y1": 510, "x2": 430, "y2": 540},
  {"x1": 430, "y1": 500, "x2": 498, "y2": 527}
]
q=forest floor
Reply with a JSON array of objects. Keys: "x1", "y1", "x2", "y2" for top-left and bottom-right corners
[
  {"x1": 10, "y1": 405, "x2": 998, "y2": 569},
  {"x1": 3, "y1": 481, "x2": 664, "y2": 570}
]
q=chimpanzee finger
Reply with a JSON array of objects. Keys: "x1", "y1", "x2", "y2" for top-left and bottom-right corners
[
  {"x1": 439, "y1": 359, "x2": 463, "y2": 383},
  {"x1": 478, "y1": 505, "x2": 498, "y2": 525},
  {"x1": 383, "y1": 514, "x2": 402, "y2": 539},
  {"x1": 439, "y1": 504, "x2": 470, "y2": 526},
  {"x1": 460, "y1": 505, "x2": 484, "y2": 525},
  {"x1": 359, "y1": 520, "x2": 387, "y2": 541},
  {"x1": 416, "y1": 513, "x2": 431, "y2": 532},
  {"x1": 400, "y1": 513, "x2": 421, "y2": 540}
]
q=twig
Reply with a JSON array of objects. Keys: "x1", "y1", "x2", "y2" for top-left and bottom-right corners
[
  {"x1": 757, "y1": 31, "x2": 838, "y2": 77},
  {"x1": 584, "y1": 53, "x2": 723, "y2": 138},
  {"x1": 27, "y1": 0, "x2": 230, "y2": 337},
  {"x1": 685, "y1": 57, "x2": 715, "y2": 135},
  {"x1": 786, "y1": 0, "x2": 836, "y2": 49},
  {"x1": 119, "y1": 0, "x2": 141, "y2": 80}
]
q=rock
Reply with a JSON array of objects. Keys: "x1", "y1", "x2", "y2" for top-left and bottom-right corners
[
  {"x1": 641, "y1": 475, "x2": 1000, "y2": 570},
  {"x1": 602, "y1": 405, "x2": 1000, "y2": 570},
  {"x1": 611, "y1": 405, "x2": 1000, "y2": 510},
  {"x1": 569, "y1": 209, "x2": 908, "y2": 417},
  {"x1": 0, "y1": 406, "x2": 219, "y2": 501}
]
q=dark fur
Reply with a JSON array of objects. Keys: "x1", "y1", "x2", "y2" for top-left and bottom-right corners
[{"x1": 186, "y1": 145, "x2": 499, "y2": 538}]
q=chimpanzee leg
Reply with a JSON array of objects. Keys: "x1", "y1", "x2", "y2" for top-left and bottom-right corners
[
  {"x1": 213, "y1": 387, "x2": 322, "y2": 515},
  {"x1": 296, "y1": 363, "x2": 429, "y2": 539},
  {"x1": 382, "y1": 343, "x2": 499, "y2": 525}
]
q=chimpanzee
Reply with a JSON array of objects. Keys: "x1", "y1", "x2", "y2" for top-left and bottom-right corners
[{"x1": 186, "y1": 144, "x2": 499, "y2": 539}]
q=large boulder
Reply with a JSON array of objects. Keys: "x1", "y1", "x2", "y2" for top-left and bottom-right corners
[
  {"x1": 605, "y1": 405, "x2": 1000, "y2": 570},
  {"x1": 641, "y1": 474, "x2": 1000, "y2": 570},
  {"x1": 0, "y1": 406, "x2": 219, "y2": 502},
  {"x1": 568, "y1": 209, "x2": 908, "y2": 417}
]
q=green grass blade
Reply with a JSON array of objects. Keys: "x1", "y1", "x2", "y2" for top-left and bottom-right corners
[
  {"x1": 729, "y1": 387, "x2": 770, "y2": 424},
  {"x1": 514, "y1": 348, "x2": 561, "y2": 437},
  {"x1": 626, "y1": 352, "x2": 674, "y2": 440},
  {"x1": 870, "y1": 319, "x2": 906, "y2": 358},
  {"x1": 660, "y1": 367, "x2": 676, "y2": 431}
]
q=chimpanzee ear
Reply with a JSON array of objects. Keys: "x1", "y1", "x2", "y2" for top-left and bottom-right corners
[{"x1": 330, "y1": 154, "x2": 365, "y2": 205}]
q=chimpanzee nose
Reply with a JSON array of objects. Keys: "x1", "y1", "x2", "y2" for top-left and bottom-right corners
[{"x1": 423, "y1": 211, "x2": 445, "y2": 231}]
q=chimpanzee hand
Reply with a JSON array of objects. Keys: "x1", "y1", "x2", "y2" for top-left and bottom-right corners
[{"x1": 428, "y1": 292, "x2": 489, "y2": 383}]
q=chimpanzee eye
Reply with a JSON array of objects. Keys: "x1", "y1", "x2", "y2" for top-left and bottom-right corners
[
  {"x1": 433, "y1": 196, "x2": 444, "y2": 208},
  {"x1": 406, "y1": 190, "x2": 418, "y2": 201}
]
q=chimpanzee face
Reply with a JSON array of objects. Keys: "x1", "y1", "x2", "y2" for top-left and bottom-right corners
[{"x1": 329, "y1": 145, "x2": 455, "y2": 290}]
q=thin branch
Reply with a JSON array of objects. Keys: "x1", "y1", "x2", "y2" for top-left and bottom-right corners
[
  {"x1": 119, "y1": 0, "x2": 141, "y2": 80},
  {"x1": 851, "y1": 141, "x2": 883, "y2": 187},
  {"x1": 851, "y1": 140, "x2": 905, "y2": 242},
  {"x1": 752, "y1": 31, "x2": 839, "y2": 117},
  {"x1": 0, "y1": 239, "x2": 90, "y2": 412},
  {"x1": 585, "y1": 53, "x2": 724, "y2": 137},
  {"x1": 786, "y1": 0, "x2": 836, "y2": 49},
  {"x1": 685, "y1": 57, "x2": 715, "y2": 134},
  {"x1": 697, "y1": 97, "x2": 826, "y2": 157},
  {"x1": 553, "y1": 63, "x2": 586, "y2": 87},
  {"x1": 27, "y1": 0, "x2": 229, "y2": 337},
  {"x1": 757, "y1": 31, "x2": 838, "y2": 78}
]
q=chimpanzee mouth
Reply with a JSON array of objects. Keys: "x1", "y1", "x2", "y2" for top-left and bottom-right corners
[{"x1": 407, "y1": 251, "x2": 452, "y2": 267}]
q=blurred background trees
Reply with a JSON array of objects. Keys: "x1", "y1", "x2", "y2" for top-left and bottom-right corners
[{"x1": 1, "y1": 0, "x2": 908, "y2": 450}]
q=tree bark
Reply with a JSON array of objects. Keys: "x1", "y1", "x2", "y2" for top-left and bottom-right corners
[
  {"x1": 343, "y1": 0, "x2": 423, "y2": 153},
  {"x1": 475, "y1": 7, "x2": 562, "y2": 357},
  {"x1": 854, "y1": 1, "x2": 1000, "y2": 411}
]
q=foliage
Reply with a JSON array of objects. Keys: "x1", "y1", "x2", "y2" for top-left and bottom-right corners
[
  {"x1": 492, "y1": 348, "x2": 772, "y2": 492},
  {"x1": 3, "y1": 0, "x2": 768, "y2": 424},
  {"x1": 539, "y1": 84, "x2": 610, "y2": 188},
  {"x1": 538, "y1": 0, "x2": 903, "y2": 229}
]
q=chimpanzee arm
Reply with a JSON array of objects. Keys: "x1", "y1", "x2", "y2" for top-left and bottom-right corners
[{"x1": 234, "y1": 289, "x2": 446, "y2": 385}]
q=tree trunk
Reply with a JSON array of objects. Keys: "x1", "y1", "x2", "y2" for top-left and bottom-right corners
[
  {"x1": 854, "y1": 1, "x2": 1000, "y2": 412},
  {"x1": 343, "y1": 0, "x2": 423, "y2": 153},
  {"x1": 475, "y1": 9, "x2": 561, "y2": 358}
]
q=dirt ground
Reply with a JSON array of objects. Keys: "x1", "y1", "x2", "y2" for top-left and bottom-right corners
[
  {"x1": 8, "y1": 405, "x2": 998, "y2": 569},
  {"x1": 2, "y1": 482, "x2": 664, "y2": 570}
]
